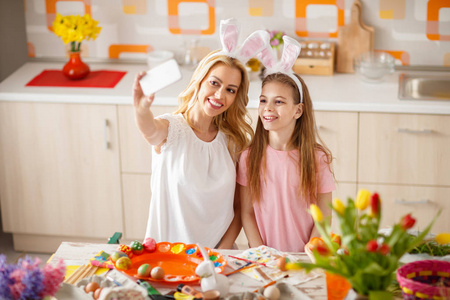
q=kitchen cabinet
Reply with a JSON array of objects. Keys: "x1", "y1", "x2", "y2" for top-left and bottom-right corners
[
  {"x1": 359, "y1": 113, "x2": 450, "y2": 186},
  {"x1": 358, "y1": 112, "x2": 450, "y2": 233},
  {"x1": 360, "y1": 184, "x2": 449, "y2": 232},
  {"x1": 118, "y1": 105, "x2": 173, "y2": 241},
  {"x1": 0, "y1": 101, "x2": 123, "y2": 252}
]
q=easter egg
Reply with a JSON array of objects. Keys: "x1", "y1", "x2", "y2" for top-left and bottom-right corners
[
  {"x1": 137, "y1": 263, "x2": 152, "y2": 277},
  {"x1": 143, "y1": 237, "x2": 157, "y2": 252},
  {"x1": 110, "y1": 251, "x2": 128, "y2": 262},
  {"x1": 85, "y1": 281, "x2": 100, "y2": 293},
  {"x1": 263, "y1": 286, "x2": 280, "y2": 300},
  {"x1": 150, "y1": 266, "x2": 165, "y2": 280},
  {"x1": 117, "y1": 244, "x2": 133, "y2": 258},
  {"x1": 115, "y1": 256, "x2": 132, "y2": 270},
  {"x1": 130, "y1": 240, "x2": 144, "y2": 255}
]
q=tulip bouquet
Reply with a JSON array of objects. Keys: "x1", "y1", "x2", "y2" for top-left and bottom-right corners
[
  {"x1": 287, "y1": 190, "x2": 440, "y2": 297},
  {"x1": 52, "y1": 13, "x2": 101, "y2": 52}
]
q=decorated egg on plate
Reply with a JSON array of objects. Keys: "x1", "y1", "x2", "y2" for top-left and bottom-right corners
[
  {"x1": 117, "y1": 244, "x2": 133, "y2": 258},
  {"x1": 110, "y1": 251, "x2": 128, "y2": 262},
  {"x1": 115, "y1": 256, "x2": 132, "y2": 270},
  {"x1": 130, "y1": 240, "x2": 144, "y2": 255},
  {"x1": 143, "y1": 237, "x2": 157, "y2": 252},
  {"x1": 137, "y1": 263, "x2": 152, "y2": 277}
]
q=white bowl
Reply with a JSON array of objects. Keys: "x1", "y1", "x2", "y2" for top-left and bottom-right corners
[
  {"x1": 354, "y1": 51, "x2": 395, "y2": 83},
  {"x1": 147, "y1": 50, "x2": 174, "y2": 69}
]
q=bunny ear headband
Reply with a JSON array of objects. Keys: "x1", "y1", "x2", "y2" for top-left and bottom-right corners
[
  {"x1": 214, "y1": 18, "x2": 270, "y2": 64},
  {"x1": 258, "y1": 36, "x2": 303, "y2": 102}
]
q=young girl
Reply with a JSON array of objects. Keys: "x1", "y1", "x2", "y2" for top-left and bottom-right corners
[
  {"x1": 133, "y1": 19, "x2": 269, "y2": 249},
  {"x1": 237, "y1": 36, "x2": 335, "y2": 252}
]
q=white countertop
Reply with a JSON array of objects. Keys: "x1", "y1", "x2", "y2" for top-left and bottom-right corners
[{"x1": 1, "y1": 61, "x2": 449, "y2": 114}]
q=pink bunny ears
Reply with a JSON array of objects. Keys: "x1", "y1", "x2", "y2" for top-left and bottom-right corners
[
  {"x1": 215, "y1": 18, "x2": 270, "y2": 64},
  {"x1": 258, "y1": 36, "x2": 304, "y2": 102}
]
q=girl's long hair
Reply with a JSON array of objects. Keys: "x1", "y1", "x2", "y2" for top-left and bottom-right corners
[
  {"x1": 247, "y1": 73, "x2": 333, "y2": 204},
  {"x1": 174, "y1": 50, "x2": 254, "y2": 159}
]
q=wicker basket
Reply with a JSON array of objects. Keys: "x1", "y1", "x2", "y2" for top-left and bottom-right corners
[{"x1": 396, "y1": 260, "x2": 450, "y2": 300}]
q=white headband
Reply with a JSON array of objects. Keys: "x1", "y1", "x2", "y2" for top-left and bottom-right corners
[
  {"x1": 258, "y1": 36, "x2": 303, "y2": 103},
  {"x1": 212, "y1": 18, "x2": 270, "y2": 64}
]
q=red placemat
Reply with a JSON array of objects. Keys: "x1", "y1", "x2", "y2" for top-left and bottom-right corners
[{"x1": 26, "y1": 69, "x2": 127, "y2": 88}]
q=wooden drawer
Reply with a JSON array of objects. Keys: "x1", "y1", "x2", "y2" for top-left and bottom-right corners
[
  {"x1": 315, "y1": 111, "x2": 358, "y2": 183},
  {"x1": 358, "y1": 184, "x2": 449, "y2": 234},
  {"x1": 359, "y1": 113, "x2": 450, "y2": 186},
  {"x1": 118, "y1": 105, "x2": 174, "y2": 174}
]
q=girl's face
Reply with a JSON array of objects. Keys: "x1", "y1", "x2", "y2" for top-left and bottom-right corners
[
  {"x1": 196, "y1": 62, "x2": 242, "y2": 117},
  {"x1": 258, "y1": 81, "x2": 303, "y2": 134}
]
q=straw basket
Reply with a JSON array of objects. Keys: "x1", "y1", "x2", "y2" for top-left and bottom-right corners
[{"x1": 396, "y1": 260, "x2": 450, "y2": 300}]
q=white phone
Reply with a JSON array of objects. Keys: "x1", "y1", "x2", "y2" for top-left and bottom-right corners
[{"x1": 139, "y1": 59, "x2": 182, "y2": 96}]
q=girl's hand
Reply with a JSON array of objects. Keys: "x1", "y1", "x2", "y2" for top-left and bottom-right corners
[{"x1": 133, "y1": 71, "x2": 155, "y2": 114}]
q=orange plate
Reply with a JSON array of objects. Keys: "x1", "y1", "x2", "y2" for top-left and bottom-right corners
[{"x1": 117, "y1": 242, "x2": 227, "y2": 283}]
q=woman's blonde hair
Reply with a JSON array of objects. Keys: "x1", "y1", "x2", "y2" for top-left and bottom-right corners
[
  {"x1": 174, "y1": 50, "x2": 254, "y2": 158},
  {"x1": 246, "y1": 73, "x2": 333, "y2": 204}
]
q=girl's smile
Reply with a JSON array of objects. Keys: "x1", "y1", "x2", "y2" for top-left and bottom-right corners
[{"x1": 259, "y1": 81, "x2": 302, "y2": 134}]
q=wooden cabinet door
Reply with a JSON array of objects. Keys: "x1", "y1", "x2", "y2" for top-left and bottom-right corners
[
  {"x1": 315, "y1": 111, "x2": 358, "y2": 183},
  {"x1": 0, "y1": 102, "x2": 122, "y2": 238},
  {"x1": 117, "y1": 105, "x2": 174, "y2": 240},
  {"x1": 359, "y1": 184, "x2": 449, "y2": 234},
  {"x1": 359, "y1": 113, "x2": 450, "y2": 186}
]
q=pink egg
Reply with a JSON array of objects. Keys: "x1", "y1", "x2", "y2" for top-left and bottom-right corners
[{"x1": 143, "y1": 237, "x2": 157, "y2": 252}]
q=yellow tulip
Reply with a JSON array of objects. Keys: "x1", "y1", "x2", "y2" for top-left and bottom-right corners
[
  {"x1": 285, "y1": 262, "x2": 303, "y2": 270},
  {"x1": 355, "y1": 189, "x2": 371, "y2": 210},
  {"x1": 332, "y1": 198, "x2": 345, "y2": 215},
  {"x1": 435, "y1": 233, "x2": 450, "y2": 245},
  {"x1": 310, "y1": 204, "x2": 323, "y2": 223}
]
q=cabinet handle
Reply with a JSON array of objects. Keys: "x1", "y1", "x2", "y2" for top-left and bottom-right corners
[
  {"x1": 104, "y1": 119, "x2": 110, "y2": 150},
  {"x1": 395, "y1": 199, "x2": 430, "y2": 205},
  {"x1": 397, "y1": 128, "x2": 432, "y2": 134}
]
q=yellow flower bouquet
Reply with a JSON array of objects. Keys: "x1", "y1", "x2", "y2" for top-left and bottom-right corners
[
  {"x1": 286, "y1": 190, "x2": 440, "y2": 298},
  {"x1": 52, "y1": 13, "x2": 101, "y2": 52}
]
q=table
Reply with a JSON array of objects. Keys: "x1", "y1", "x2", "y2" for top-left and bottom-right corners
[{"x1": 50, "y1": 242, "x2": 327, "y2": 299}]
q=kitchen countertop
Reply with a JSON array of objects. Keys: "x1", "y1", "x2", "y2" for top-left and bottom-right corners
[{"x1": 1, "y1": 61, "x2": 449, "y2": 115}]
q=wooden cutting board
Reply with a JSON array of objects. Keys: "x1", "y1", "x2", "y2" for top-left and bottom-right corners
[{"x1": 336, "y1": 0, "x2": 374, "y2": 73}]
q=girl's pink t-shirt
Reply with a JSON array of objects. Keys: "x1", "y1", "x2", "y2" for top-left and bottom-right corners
[{"x1": 237, "y1": 145, "x2": 335, "y2": 252}]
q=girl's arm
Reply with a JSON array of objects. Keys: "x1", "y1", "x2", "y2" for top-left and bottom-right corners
[
  {"x1": 310, "y1": 192, "x2": 332, "y2": 238},
  {"x1": 133, "y1": 71, "x2": 169, "y2": 146},
  {"x1": 240, "y1": 184, "x2": 264, "y2": 248},
  {"x1": 217, "y1": 185, "x2": 242, "y2": 249}
]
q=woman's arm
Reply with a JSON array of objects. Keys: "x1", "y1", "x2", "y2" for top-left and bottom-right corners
[
  {"x1": 240, "y1": 184, "x2": 264, "y2": 248},
  {"x1": 133, "y1": 71, "x2": 169, "y2": 146},
  {"x1": 310, "y1": 192, "x2": 332, "y2": 238},
  {"x1": 217, "y1": 184, "x2": 242, "y2": 249}
]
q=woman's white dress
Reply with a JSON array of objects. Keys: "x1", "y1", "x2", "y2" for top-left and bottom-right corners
[{"x1": 145, "y1": 113, "x2": 236, "y2": 248}]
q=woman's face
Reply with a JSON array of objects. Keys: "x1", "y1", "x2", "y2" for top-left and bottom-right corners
[
  {"x1": 258, "y1": 81, "x2": 302, "y2": 134},
  {"x1": 196, "y1": 62, "x2": 242, "y2": 117}
]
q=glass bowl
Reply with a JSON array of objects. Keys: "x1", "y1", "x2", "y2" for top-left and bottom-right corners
[{"x1": 354, "y1": 51, "x2": 395, "y2": 83}]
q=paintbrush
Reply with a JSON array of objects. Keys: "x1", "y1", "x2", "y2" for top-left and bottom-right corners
[{"x1": 253, "y1": 274, "x2": 289, "y2": 292}]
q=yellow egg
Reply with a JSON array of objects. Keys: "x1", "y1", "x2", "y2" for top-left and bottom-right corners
[
  {"x1": 150, "y1": 266, "x2": 165, "y2": 280},
  {"x1": 436, "y1": 233, "x2": 450, "y2": 245}
]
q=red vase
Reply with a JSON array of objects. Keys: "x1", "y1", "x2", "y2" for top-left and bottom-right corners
[{"x1": 62, "y1": 51, "x2": 90, "y2": 80}]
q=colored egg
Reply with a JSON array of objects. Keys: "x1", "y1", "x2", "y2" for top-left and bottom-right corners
[
  {"x1": 150, "y1": 266, "x2": 165, "y2": 280},
  {"x1": 115, "y1": 256, "x2": 132, "y2": 270},
  {"x1": 117, "y1": 244, "x2": 133, "y2": 258},
  {"x1": 143, "y1": 237, "x2": 157, "y2": 252},
  {"x1": 137, "y1": 263, "x2": 152, "y2": 277},
  {"x1": 110, "y1": 251, "x2": 128, "y2": 262},
  {"x1": 130, "y1": 240, "x2": 144, "y2": 255}
]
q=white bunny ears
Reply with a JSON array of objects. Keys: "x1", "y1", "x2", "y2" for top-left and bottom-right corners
[
  {"x1": 214, "y1": 18, "x2": 270, "y2": 64},
  {"x1": 258, "y1": 36, "x2": 304, "y2": 102}
]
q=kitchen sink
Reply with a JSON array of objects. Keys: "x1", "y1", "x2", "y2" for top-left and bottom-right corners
[{"x1": 398, "y1": 73, "x2": 450, "y2": 101}]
